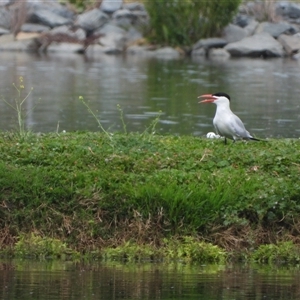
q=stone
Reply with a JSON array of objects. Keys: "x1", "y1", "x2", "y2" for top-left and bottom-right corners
[
  {"x1": 26, "y1": 1, "x2": 75, "y2": 20},
  {"x1": 223, "y1": 24, "x2": 247, "y2": 43},
  {"x1": 0, "y1": 7, "x2": 12, "y2": 29},
  {"x1": 208, "y1": 48, "x2": 230, "y2": 60},
  {"x1": 191, "y1": 47, "x2": 206, "y2": 56},
  {"x1": 95, "y1": 23, "x2": 126, "y2": 53},
  {"x1": 21, "y1": 23, "x2": 50, "y2": 33},
  {"x1": 0, "y1": 27, "x2": 10, "y2": 35},
  {"x1": 126, "y1": 26, "x2": 143, "y2": 44},
  {"x1": 233, "y1": 14, "x2": 254, "y2": 28},
  {"x1": 255, "y1": 21, "x2": 297, "y2": 38},
  {"x1": 123, "y1": 3, "x2": 146, "y2": 12},
  {"x1": 76, "y1": 9, "x2": 109, "y2": 32},
  {"x1": 29, "y1": 9, "x2": 72, "y2": 28},
  {"x1": 278, "y1": 33, "x2": 300, "y2": 55},
  {"x1": 276, "y1": 2, "x2": 300, "y2": 19},
  {"x1": 224, "y1": 32, "x2": 285, "y2": 57},
  {"x1": 244, "y1": 19, "x2": 259, "y2": 36},
  {"x1": 193, "y1": 38, "x2": 227, "y2": 51},
  {"x1": 153, "y1": 47, "x2": 181, "y2": 59},
  {"x1": 100, "y1": 0, "x2": 123, "y2": 14},
  {"x1": 112, "y1": 9, "x2": 137, "y2": 28}
]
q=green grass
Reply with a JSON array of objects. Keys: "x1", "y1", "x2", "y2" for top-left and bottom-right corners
[{"x1": 0, "y1": 132, "x2": 300, "y2": 258}]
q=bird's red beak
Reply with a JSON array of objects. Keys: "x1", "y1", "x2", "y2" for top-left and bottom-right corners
[{"x1": 198, "y1": 94, "x2": 216, "y2": 103}]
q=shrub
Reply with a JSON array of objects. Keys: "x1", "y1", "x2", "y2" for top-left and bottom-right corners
[
  {"x1": 145, "y1": 0, "x2": 242, "y2": 46},
  {"x1": 251, "y1": 242, "x2": 300, "y2": 264}
]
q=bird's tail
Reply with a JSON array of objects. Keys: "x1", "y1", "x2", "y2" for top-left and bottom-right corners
[{"x1": 250, "y1": 137, "x2": 267, "y2": 142}]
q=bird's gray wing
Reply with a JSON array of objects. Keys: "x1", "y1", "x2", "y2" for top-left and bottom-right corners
[{"x1": 230, "y1": 115, "x2": 252, "y2": 139}]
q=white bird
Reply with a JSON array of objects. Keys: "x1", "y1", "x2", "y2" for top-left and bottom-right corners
[{"x1": 198, "y1": 92, "x2": 260, "y2": 144}]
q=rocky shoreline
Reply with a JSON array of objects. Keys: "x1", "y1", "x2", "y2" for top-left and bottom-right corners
[{"x1": 1, "y1": 0, "x2": 300, "y2": 59}]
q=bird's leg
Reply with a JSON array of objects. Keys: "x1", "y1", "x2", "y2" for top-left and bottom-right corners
[{"x1": 224, "y1": 137, "x2": 227, "y2": 145}]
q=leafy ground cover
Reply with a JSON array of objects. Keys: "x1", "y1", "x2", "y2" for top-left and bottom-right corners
[{"x1": 0, "y1": 132, "x2": 299, "y2": 260}]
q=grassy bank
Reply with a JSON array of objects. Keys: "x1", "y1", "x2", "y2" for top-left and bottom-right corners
[{"x1": 0, "y1": 131, "x2": 300, "y2": 261}]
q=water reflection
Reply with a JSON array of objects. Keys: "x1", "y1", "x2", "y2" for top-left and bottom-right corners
[
  {"x1": 1, "y1": 260, "x2": 300, "y2": 300},
  {"x1": 0, "y1": 52, "x2": 299, "y2": 137}
]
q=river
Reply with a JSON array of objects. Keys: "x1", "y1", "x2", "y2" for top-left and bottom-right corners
[
  {"x1": 0, "y1": 260, "x2": 300, "y2": 299},
  {"x1": 0, "y1": 52, "x2": 299, "y2": 138}
]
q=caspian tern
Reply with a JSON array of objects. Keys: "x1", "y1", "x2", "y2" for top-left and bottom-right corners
[{"x1": 198, "y1": 92, "x2": 260, "y2": 144}]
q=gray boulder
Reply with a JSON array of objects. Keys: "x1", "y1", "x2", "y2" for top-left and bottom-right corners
[
  {"x1": 193, "y1": 37, "x2": 227, "y2": 50},
  {"x1": 29, "y1": 9, "x2": 72, "y2": 28},
  {"x1": 100, "y1": 0, "x2": 123, "y2": 14},
  {"x1": 26, "y1": 1, "x2": 75, "y2": 20},
  {"x1": 276, "y1": 2, "x2": 300, "y2": 19},
  {"x1": 255, "y1": 21, "x2": 297, "y2": 38},
  {"x1": 244, "y1": 19, "x2": 259, "y2": 36},
  {"x1": 21, "y1": 23, "x2": 50, "y2": 33},
  {"x1": 153, "y1": 47, "x2": 181, "y2": 59},
  {"x1": 0, "y1": 7, "x2": 12, "y2": 30},
  {"x1": 278, "y1": 33, "x2": 300, "y2": 55},
  {"x1": 208, "y1": 48, "x2": 230, "y2": 61},
  {"x1": 223, "y1": 24, "x2": 247, "y2": 43},
  {"x1": 224, "y1": 32, "x2": 285, "y2": 57},
  {"x1": 112, "y1": 9, "x2": 136, "y2": 28},
  {"x1": 112, "y1": 8, "x2": 149, "y2": 28},
  {"x1": 123, "y1": 3, "x2": 146, "y2": 12},
  {"x1": 0, "y1": 27, "x2": 10, "y2": 35},
  {"x1": 76, "y1": 9, "x2": 109, "y2": 32},
  {"x1": 92, "y1": 23, "x2": 127, "y2": 54}
]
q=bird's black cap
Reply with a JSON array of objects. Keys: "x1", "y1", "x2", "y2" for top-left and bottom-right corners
[{"x1": 213, "y1": 92, "x2": 230, "y2": 101}]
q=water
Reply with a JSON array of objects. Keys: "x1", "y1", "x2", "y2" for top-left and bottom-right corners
[
  {"x1": 0, "y1": 52, "x2": 299, "y2": 138},
  {"x1": 1, "y1": 260, "x2": 300, "y2": 299}
]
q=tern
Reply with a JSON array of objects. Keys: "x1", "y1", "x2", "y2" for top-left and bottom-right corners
[{"x1": 198, "y1": 92, "x2": 260, "y2": 144}]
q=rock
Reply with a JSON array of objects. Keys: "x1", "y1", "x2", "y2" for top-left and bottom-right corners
[
  {"x1": 244, "y1": 19, "x2": 259, "y2": 36},
  {"x1": 153, "y1": 47, "x2": 181, "y2": 59},
  {"x1": 292, "y1": 52, "x2": 300, "y2": 60},
  {"x1": 100, "y1": 0, "x2": 123, "y2": 14},
  {"x1": 223, "y1": 24, "x2": 247, "y2": 43},
  {"x1": 94, "y1": 23, "x2": 126, "y2": 53},
  {"x1": 123, "y1": 3, "x2": 146, "y2": 12},
  {"x1": 191, "y1": 47, "x2": 206, "y2": 56},
  {"x1": 208, "y1": 48, "x2": 230, "y2": 60},
  {"x1": 29, "y1": 9, "x2": 72, "y2": 28},
  {"x1": 233, "y1": 14, "x2": 254, "y2": 28},
  {"x1": 75, "y1": 9, "x2": 109, "y2": 32},
  {"x1": 278, "y1": 33, "x2": 300, "y2": 55},
  {"x1": 0, "y1": 27, "x2": 10, "y2": 35},
  {"x1": 21, "y1": 23, "x2": 50, "y2": 33},
  {"x1": 276, "y1": 2, "x2": 300, "y2": 19},
  {"x1": 126, "y1": 27, "x2": 143, "y2": 44},
  {"x1": 0, "y1": 7, "x2": 12, "y2": 29},
  {"x1": 255, "y1": 21, "x2": 297, "y2": 38},
  {"x1": 192, "y1": 37, "x2": 227, "y2": 55},
  {"x1": 112, "y1": 8, "x2": 136, "y2": 28},
  {"x1": 224, "y1": 32, "x2": 285, "y2": 57},
  {"x1": 26, "y1": 1, "x2": 75, "y2": 20},
  {"x1": 0, "y1": 0, "x2": 10, "y2": 6}
]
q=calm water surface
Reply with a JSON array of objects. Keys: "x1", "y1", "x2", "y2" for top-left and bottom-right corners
[
  {"x1": 0, "y1": 52, "x2": 299, "y2": 138},
  {"x1": 1, "y1": 260, "x2": 300, "y2": 300}
]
